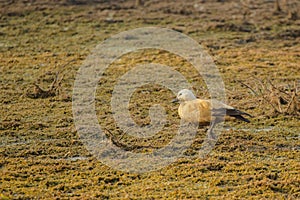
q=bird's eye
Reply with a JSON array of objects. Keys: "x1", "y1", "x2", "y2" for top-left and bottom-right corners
[{"x1": 179, "y1": 93, "x2": 182, "y2": 96}]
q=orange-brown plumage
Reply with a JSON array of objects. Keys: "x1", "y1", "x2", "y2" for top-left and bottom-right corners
[{"x1": 175, "y1": 89, "x2": 252, "y2": 124}]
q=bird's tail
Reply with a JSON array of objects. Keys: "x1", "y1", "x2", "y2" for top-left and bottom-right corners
[{"x1": 225, "y1": 108, "x2": 252, "y2": 123}]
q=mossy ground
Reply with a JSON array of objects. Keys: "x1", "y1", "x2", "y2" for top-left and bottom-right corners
[{"x1": 1, "y1": 0, "x2": 299, "y2": 199}]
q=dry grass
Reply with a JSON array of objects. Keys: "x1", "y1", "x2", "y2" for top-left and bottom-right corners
[{"x1": 0, "y1": 0, "x2": 299, "y2": 199}]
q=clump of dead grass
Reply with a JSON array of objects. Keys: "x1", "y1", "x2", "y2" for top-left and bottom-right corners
[
  {"x1": 238, "y1": 77, "x2": 299, "y2": 116},
  {"x1": 26, "y1": 72, "x2": 63, "y2": 99},
  {"x1": 25, "y1": 59, "x2": 75, "y2": 99}
]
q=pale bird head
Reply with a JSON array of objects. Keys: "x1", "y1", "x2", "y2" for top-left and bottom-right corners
[{"x1": 174, "y1": 89, "x2": 197, "y2": 102}]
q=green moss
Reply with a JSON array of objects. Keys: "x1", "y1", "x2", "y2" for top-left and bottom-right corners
[{"x1": 0, "y1": 1, "x2": 299, "y2": 199}]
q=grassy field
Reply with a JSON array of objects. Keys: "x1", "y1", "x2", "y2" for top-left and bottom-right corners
[{"x1": 1, "y1": 0, "x2": 299, "y2": 199}]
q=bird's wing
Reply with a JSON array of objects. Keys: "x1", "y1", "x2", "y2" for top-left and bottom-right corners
[{"x1": 210, "y1": 99, "x2": 252, "y2": 122}]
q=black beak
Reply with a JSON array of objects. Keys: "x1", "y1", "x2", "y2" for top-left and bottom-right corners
[{"x1": 171, "y1": 98, "x2": 179, "y2": 103}]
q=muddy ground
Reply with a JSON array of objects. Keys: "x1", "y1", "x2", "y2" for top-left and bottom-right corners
[{"x1": 0, "y1": 0, "x2": 299, "y2": 199}]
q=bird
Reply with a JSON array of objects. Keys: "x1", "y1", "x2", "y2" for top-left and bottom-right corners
[{"x1": 172, "y1": 89, "x2": 252, "y2": 137}]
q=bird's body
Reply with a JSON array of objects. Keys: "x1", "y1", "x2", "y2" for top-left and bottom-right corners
[
  {"x1": 174, "y1": 89, "x2": 252, "y2": 125},
  {"x1": 178, "y1": 99, "x2": 211, "y2": 124}
]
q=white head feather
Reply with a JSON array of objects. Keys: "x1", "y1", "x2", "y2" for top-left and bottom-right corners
[{"x1": 176, "y1": 89, "x2": 197, "y2": 102}]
